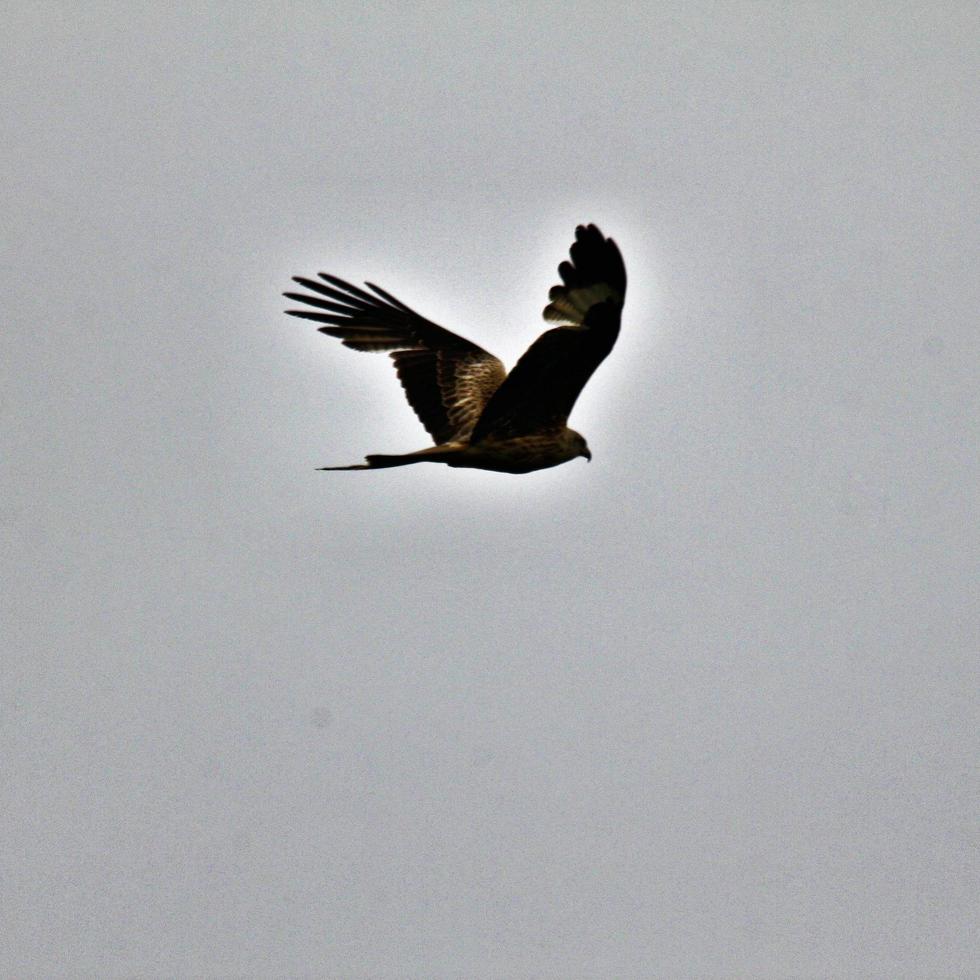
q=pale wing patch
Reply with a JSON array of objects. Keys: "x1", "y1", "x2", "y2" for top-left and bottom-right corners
[
  {"x1": 543, "y1": 282, "x2": 620, "y2": 325},
  {"x1": 439, "y1": 353, "x2": 506, "y2": 440}
]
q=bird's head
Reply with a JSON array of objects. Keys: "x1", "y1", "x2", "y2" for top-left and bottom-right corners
[{"x1": 570, "y1": 430, "x2": 591, "y2": 462}]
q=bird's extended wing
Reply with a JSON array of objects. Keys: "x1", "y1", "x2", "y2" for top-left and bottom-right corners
[
  {"x1": 285, "y1": 274, "x2": 506, "y2": 444},
  {"x1": 470, "y1": 224, "x2": 626, "y2": 441}
]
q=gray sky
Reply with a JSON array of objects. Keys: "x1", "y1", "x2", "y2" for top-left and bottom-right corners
[{"x1": 2, "y1": 3, "x2": 977, "y2": 976}]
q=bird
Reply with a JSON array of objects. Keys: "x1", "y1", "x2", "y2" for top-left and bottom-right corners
[{"x1": 284, "y1": 223, "x2": 626, "y2": 474}]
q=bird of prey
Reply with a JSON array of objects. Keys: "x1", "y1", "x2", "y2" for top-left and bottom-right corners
[{"x1": 284, "y1": 223, "x2": 626, "y2": 474}]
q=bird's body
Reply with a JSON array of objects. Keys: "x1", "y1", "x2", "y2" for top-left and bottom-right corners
[
  {"x1": 336, "y1": 429, "x2": 589, "y2": 474},
  {"x1": 284, "y1": 224, "x2": 626, "y2": 474}
]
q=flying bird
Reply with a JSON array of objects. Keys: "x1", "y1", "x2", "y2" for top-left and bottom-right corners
[{"x1": 284, "y1": 224, "x2": 626, "y2": 474}]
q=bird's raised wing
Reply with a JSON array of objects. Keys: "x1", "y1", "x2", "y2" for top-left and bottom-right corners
[
  {"x1": 470, "y1": 224, "x2": 626, "y2": 441},
  {"x1": 285, "y1": 274, "x2": 506, "y2": 444}
]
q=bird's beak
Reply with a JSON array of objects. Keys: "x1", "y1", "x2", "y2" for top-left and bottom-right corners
[{"x1": 583, "y1": 448, "x2": 592, "y2": 462}]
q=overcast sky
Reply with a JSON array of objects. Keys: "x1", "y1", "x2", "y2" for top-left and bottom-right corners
[{"x1": 2, "y1": 3, "x2": 977, "y2": 977}]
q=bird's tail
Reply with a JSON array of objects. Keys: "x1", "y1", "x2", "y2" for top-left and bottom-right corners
[
  {"x1": 317, "y1": 446, "x2": 460, "y2": 471},
  {"x1": 318, "y1": 454, "x2": 419, "y2": 471}
]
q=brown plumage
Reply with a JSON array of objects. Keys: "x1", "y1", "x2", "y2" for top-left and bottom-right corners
[{"x1": 284, "y1": 224, "x2": 626, "y2": 474}]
